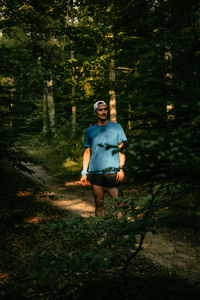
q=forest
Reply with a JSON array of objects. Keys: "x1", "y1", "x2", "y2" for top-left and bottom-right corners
[{"x1": 0, "y1": 0, "x2": 200, "y2": 299}]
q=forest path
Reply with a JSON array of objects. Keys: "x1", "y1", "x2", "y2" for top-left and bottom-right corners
[
  {"x1": 25, "y1": 163, "x2": 200, "y2": 284},
  {"x1": 27, "y1": 163, "x2": 95, "y2": 217}
]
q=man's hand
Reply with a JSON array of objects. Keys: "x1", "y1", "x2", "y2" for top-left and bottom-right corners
[
  {"x1": 116, "y1": 169, "x2": 124, "y2": 183},
  {"x1": 80, "y1": 175, "x2": 88, "y2": 186}
]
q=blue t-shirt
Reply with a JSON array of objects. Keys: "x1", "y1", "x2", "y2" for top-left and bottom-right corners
[{"x1": 84, "y1": 121, "x2": 127, "y2": 174}]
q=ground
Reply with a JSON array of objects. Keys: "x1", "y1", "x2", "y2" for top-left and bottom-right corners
[{"x1": 24, "y1": 163, "x2": 200, "y2": 285}]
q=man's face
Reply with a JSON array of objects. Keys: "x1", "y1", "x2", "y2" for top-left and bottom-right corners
[{"x1": 95, "y1": 105, "x2": 108, "y2": 120}]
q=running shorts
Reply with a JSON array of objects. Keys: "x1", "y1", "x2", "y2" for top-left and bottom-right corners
[{"x1": 87, "y1": 173, "x2": 120, "y2": 188}]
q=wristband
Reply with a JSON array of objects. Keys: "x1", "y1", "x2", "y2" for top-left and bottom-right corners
[{"x1": 81, "y1": 170, "x2": 88, "y2": 176}]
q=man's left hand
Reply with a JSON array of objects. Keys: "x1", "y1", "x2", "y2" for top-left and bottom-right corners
[{"x1": 116, "y1": 169, "x2": 124, "y2": 183}]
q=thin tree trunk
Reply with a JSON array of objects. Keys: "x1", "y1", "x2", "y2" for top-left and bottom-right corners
[
  {"x1": 72, "y1": 101, "x2": 76, "y2": 135},
  {"x1": 43, "y1": 80, "x2": 55, "y2": 135},
  {"x1": 43, "y1": 86, "x2": 48, "y2": 135},
  {"x1": 109, "y1": 59, "x2": 117, "y2": 123},
  {"x1": 70, "y1": 12, "x2": 76, "y2": 136},
  {"x1": 47, "y1": 79, "x2": 55, "y2": 133},
  {"x1": 165, "y1": 51, "x2": 174, "y2": 120},
  {"x1": 128, "y1": 103, "x2": 132, "y2": 130},
  {"x1": 9, "y1": 80, "x2": 15, "y2": 129}
]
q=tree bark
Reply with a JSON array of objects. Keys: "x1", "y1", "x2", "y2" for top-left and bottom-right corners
[
  {"x1": 128, "y1": 103, "x2": 132, "y2": 130},
  {"x1": 43, "y1": 85, "x2": 48, "y2": 135},
  {"x1": 43, "y1": 80, "x2": 55, "y2": 135},
  {"x1": 47, "y1": 79, "x2": 55, "y2": 133},
  {"x1": 72, "y1": 100, "x2": 76, "y2": 135},
  {"x1": 109, "y1": 59, "x2": 117, "y2": 123},
  {"x1": 70, "y1": 12, "x2": 77, "y2": 136}
]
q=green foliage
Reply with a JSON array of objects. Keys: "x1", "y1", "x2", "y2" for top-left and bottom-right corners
[
  {"x1": 2, "y1": 208, "x2": 200, "y2": 299},
  {"x1": 0, "y1": 2, "x2": 200, "y2": 300},
  {"x1": 1, "y1": 0, "x2": 199, "y2": 217},
  {"x1": 1, "y1": 161, "x2": 200, "y2": 299},
  {"x1": 26, "y1": 127, "x2": 84, "y2": 179},
  {"x1": 126, "y1": 127, "x2": 200, "y2": 229}
]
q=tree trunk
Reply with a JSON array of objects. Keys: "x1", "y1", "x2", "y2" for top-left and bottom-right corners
[
  {"x1": 72, "y1": 100, "x2": 76, "y2": 135},
  {"x1": 43, "y1": 80, "x2": 55, "y2": 135},
  {"x1": 47, "y1": 79, "x2": 55, "y2": 133},
  {"x1": 70, "y1": 13, "x2": 77, "y2": 136},
  {"x1": 9, "y1": 80, "x2": 15, "y2": 129},
  {"x1": 128, "y1": 103, "x2": 132, "y2": 130},
  {"x1": 109, "y1": 59, "x2": 117, "y2": 123},
  {"x1": 165, "y1": 50, "x2": 174, "y2": 120},
  {"x1": 43, "y1": 86, "x2": 48, "y2": 135}
]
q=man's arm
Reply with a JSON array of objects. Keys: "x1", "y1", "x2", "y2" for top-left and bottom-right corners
[
  {"x1": 116, "y1": 142, "x2": 125, "y2": 183},
  {"x1": 80, "y1": 148, "x2": 91, "y2": 186}
]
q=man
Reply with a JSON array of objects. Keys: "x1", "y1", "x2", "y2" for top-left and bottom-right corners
[{"x1": 80, "y1": 101, "x2": 127, "y2": 217}]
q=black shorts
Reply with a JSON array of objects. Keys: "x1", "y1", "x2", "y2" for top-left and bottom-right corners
[{"x1": 87, "y1": 173, "x2": 120, "y2": 188}]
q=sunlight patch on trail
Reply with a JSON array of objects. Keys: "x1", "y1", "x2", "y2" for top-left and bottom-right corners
[
  {"x1": 64, "y1": 180, "x2": 90, "y2": 186},
  {"x1": 23, "y1": 164, "x2": 95, "y2": 217},
  {"x1": 51, "y1": 199, "x2": 94, "y2": 217}
]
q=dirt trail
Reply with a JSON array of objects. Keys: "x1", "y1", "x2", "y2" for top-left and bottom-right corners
[
  {"x1": 27, "y1": 163, "x2": 95, "y2": 217},
  {"x1": 26, "y1": 163, "x2": 200, "y2": 284}
]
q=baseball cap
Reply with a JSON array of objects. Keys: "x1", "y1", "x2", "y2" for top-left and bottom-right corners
[{"x1": 93, "y1": 101, "x2": 108, "y2": 111}]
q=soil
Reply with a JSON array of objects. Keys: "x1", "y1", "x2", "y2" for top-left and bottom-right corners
[{"x1": 24, "y1": 163, "x2": 200, "y2": 285}]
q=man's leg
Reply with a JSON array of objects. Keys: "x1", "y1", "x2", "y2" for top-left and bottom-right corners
[
  {"x1": 108, "y1": 187, "x2": 123, "y2": 218},
  {"x1": 91, "y1": 185, "x2": 104, "y2": 217},
  {"x1": 107, "y1": 187, "x2": 118, "y2": 199}
]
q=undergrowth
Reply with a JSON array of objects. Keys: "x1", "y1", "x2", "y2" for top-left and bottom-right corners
[
  {"x1": 25, "y1": 133, "x2": 83, "y2": 180},
  {"x1": 0, "y1": 161, "x2": 200, "y2": 299}
]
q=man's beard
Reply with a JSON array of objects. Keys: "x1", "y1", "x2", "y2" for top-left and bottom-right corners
[{"x1": 98, "y1": 115, "x2": 107, "y2": 119}]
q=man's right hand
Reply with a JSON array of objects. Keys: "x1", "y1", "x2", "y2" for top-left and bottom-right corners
[{"x1": 80, "y1": 175, "x2": 87, "y2": 186}]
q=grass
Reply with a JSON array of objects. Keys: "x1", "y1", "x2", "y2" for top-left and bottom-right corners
[{"x1": 25, "y1": 138, "x2": 82, "y2": 180}]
